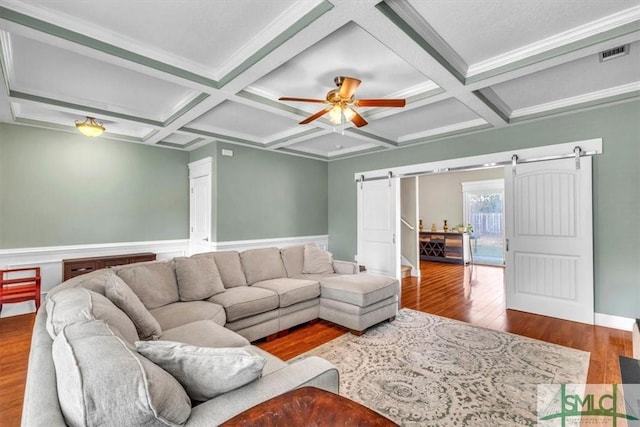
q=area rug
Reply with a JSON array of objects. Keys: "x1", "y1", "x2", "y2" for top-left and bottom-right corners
[{"x1": 295, "y1": 308, "x2": 590, "y2": 426}]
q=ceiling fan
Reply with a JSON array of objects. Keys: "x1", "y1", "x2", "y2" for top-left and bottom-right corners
[{"x1": 279, "y1": 76, "x2": 406, "y2": 128}]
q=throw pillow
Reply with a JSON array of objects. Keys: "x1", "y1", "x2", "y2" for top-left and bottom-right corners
[
  {"x1": 174, "y1": 256, "x2": 225, "y2": 301},
  {"x1": 104, "y1": 274, "x2": 162, "y2": 340},
  {"x1": 302, "y1": 243, "x2": 334, "y2": 274},
  {"x1": 135, "y1": 341, "x2": 265, "y2": 401},
  {"x1": 53, "y1": 320, "x2": 191, "y2": 427},
  {"x1": 113, "y1": 260, "x2": 179, "y2": 309}
]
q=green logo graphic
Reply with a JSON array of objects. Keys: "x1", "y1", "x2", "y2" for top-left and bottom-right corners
[{"x1": 538, "y1": 384, "x2": 639, "y2": 426}]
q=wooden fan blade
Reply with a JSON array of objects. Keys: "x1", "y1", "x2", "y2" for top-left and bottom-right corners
[
  {"x1": 300, "y1": 108, "x2": 332, "y2": 125},
  {"x1": 350, "y1": 110, "x2": 368, "y2": 128},
  {"x1": 338, "y1": 77, "x2": 361, "y2": 99},
  {"x1": 354, "y1": 99, "x2": 406, "y2": 107},
  {"x1": 279, "y1": 97, "x2": 327, "y2": 103}
]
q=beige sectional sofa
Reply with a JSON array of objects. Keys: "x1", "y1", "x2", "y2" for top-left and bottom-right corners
[{"x1": 22, "y1": 244, "x2": 399, "y2": 426}]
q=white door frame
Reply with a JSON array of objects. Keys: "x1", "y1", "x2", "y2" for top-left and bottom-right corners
[
  {"x1": 188, "y1": 157, "x2": 212, "y2": 255},
  {"x1": 354, "y1": 140, "x2": 602, "y2": 183}
]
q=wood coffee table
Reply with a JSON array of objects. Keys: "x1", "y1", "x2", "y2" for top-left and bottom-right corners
[{"x1": 221, "y1": 386, "x2": 398, "y2": 426}]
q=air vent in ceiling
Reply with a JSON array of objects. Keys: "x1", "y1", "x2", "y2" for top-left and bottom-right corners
[{"x1": 599, "y1": 44, "x2": 629, "y2": 62}]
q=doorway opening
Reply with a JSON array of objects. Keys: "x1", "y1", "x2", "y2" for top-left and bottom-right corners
[{"x1": 356, "y1": 139, "x2": 600, "y2": 324}]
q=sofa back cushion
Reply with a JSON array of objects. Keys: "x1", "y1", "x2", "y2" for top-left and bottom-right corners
[
  {"x1": 52, "y1": 320, "x2": 191, "y2": 427},
  {"x1": 280, "y1": 245, "x2": 304, "y2": 278},
  {"x1": 303, "y1": 242, "x2": 335, "y2": 274},
  {"x1": 114, "y1": 260, "x2": 179, "y2": 309},
  {"x1": 104, "y1": 274, "x2": 162, "y2": 340},
  {"x1": 193, "y1": 251, "x2": 247, "y2": 288},
  {"x1": 45, "y1": 287, "x2": 138, "y2": 344},
  {"x1": 240, "y1": 247, "x2": 287, "y2": 285},
  {"x1": 174, "y1": 256, "x2": 225, "y2": 301},
  {"x1": 47, "y1": 269, "x2": 114, "y2": 299}
]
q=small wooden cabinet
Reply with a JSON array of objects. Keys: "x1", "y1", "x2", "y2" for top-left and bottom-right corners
[
  {"x1": 419, "y1": 232, "x2": 469, "y2": 264},
  {"x1": 62, "y1": 252, "x2": 156, "y2": 281}
]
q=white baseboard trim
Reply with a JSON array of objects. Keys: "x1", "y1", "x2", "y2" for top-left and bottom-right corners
[
  {"x1": 595, "y1": 312, "x2": 635, "y2": 331},
  {"x1": 400, "y1": 256, "x2": 420, "y2": 277}
]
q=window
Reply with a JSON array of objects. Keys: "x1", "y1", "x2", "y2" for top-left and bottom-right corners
[{"x1": 462, "y1": 179, "x2": 505, "y2": 265}]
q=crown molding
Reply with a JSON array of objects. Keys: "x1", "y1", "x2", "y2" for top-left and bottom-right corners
[
  {"x1": 467, "y1": 5, "x2": 640, "y2": 78},
  {"x1": 510, "y1": 81, "x2": 640, "y2": 119},
  {"x1": 398, "y1": 118, "x2": 489, "y2": 144}
]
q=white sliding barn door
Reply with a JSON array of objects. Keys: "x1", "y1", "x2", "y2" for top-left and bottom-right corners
[
  {"x1": 357, "y1": 177, "x2": 400, "y2": 279},
  {"x1": 504, "y1": 157, "x2": 594, "y2": 324}
]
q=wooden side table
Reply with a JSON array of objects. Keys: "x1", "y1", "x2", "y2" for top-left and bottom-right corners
[
  {"x1": 221, "y1": 386, "x2": 397, "y2": 426},
  {"x1": 62, "y1": 252, "x2": 156, "y2": 280}
]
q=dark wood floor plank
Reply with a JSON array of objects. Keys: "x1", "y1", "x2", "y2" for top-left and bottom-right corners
[{"x1": 0, "y1": 261, "x2": 632, "y2": 427}]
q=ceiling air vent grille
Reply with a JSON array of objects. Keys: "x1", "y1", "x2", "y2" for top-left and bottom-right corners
[{"x1": 599, "y1": 44, "x2": 629, "y2": 62}]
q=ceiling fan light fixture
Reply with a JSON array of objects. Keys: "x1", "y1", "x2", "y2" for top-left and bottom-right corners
[
  {"x1": 328, "y1": 105, "x2": 342, "y2": 125},
  {"x1": 342, "y1": 106, "x2": 356, "y2": 121},
  {"x1": 75, "y1": 116, "x2": 105, "y2": 137}
]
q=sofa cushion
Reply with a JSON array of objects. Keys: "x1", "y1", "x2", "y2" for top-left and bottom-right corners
[
  {"x1": 149, "y1": 301, "x2": 226, "y2": 330},
  {"x1": 280, "y1": 245, "x2": 304, "y2": 278},
  {"x1": 303, "y1": 243, "x2": 334, "y2": 274},
  {"x1": 46, "y1": 287, "x2": 138, "y2": 344},
  {"x1": 160, "y1": 320, "x2": 249, "y2": 348},
  {"x1": 292, "y1": 273, "x2": 339, "y2": 282},
  {"x1": 47, "y1": 269, "x2": 114, "y2": 298},
  {"x1": 240, "y1": 247, "x2": 287, "y2": 285},
  {"x1": 104, "y1": 273, "x2": 162, "y2": 340},
  {"x1": 208, "y1": 287, "x2": 279, "y2": 322},
  {"x1": 174, "y1": 256, "x2": 225, "y2": 301},
  {"x1": 320, "y1": 275, "x2": 399, "y2": 307},
  {"x1": 136, "y1": 341, "x2": 265, "y2": 402},
  {"x1": 194, "y1": 251, "x2": 247, "y2": 288},
  {"x1": 114, "y1": 260, "x2": 179, "y2": 309},
  {"x1": 253, "y1": 278, "x2": 320, "y2": 308},
  {"x1": 52, "y1": 320, "x2": 191, "y2": 426}
]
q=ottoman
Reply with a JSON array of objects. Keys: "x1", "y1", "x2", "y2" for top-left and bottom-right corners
[{"x1": 318, "y1": 274, "x2": 399, "y2": 335}]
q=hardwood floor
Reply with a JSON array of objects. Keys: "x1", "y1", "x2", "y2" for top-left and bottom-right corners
[
  {"x1": 0, "y1": 261, "x2": 632, "y2": 426},
  {"x1": 0, "y1": 313, "x2": 34, "y2": 427}
]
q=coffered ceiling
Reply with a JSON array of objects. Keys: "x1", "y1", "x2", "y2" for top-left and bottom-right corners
[{"x1": 0, "y1": 0, "x2": 638, "y2": 160}]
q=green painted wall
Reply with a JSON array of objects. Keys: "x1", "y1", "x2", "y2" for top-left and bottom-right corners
[
  {"x1": 0, "y1": 124, "x2": 189, "y2": 248},
  {"x1": 328, "y1": 101, "x2": 640, "y2": 318},
  {"x1": 190, "y1": 142, "x2": 328, "y2": 242}
]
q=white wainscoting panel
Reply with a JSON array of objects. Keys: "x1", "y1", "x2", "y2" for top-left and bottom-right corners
[
  {"x1": 1, "y1": 235, "x2": 329, "y2": 318},
  {"x1": 195, "y1": 235, "x2": 329, "y2": 254},
  {"x1": 0, "y1": 240, "x2": 189, "y2": 318}
]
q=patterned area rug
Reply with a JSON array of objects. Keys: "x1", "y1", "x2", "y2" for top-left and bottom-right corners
[{"x1": 296, "y1": 308, "x2": 590, "y2": 426}]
